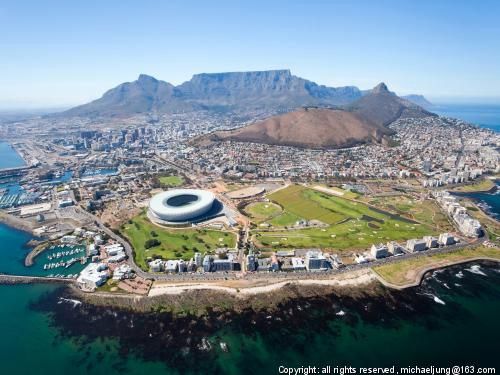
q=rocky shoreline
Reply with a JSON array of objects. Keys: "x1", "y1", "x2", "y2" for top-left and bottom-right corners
[{"x1": 68, "y1": 278, "x2": 382, "y2": 315}]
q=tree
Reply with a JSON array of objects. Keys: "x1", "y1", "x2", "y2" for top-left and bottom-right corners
[{"x1": 144, "y1": 238, "x2": 161, "y2": 249}]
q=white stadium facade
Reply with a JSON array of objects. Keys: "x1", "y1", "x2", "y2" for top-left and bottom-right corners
[{"x1": 148, "y1": 189, "x2": 216, "y2": 224}]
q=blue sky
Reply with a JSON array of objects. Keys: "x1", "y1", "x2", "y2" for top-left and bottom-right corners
[{"x1": 1, "y1": 0, "x2": 499, "y2": 108}]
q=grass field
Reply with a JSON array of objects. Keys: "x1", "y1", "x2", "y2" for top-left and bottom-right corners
[
  {"x1": 245, "y1": 202, "x2": 282, "y2": 221},
  {"x1": 450, "y1": 179, "x2": 495, "y2": 192},
  {"x1": 373, "y1": 246, "x2": 500, "y2": 286},
  {"x1": 313, "y1": 185, "x2": 359, "y2": 199},
  {"x1": 159, "y1": 175, "x2": 184, "y2": 187},
  {"x1": 367, "y1": 195, "x2": 454, "y2": 232},
  {"x1": 121, "y1": 214, "x2": 236, "y2": 270},
  {"x1": 269, "y1": 211, "x2": 301, "y2": 227},
  {"x1": 255, "y1": 185, "x2": 432, "y2": 250}
]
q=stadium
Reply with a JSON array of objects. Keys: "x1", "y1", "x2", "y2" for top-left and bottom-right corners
[{"x1": 148, "y1": 189, "x2": 222, "y2": 225}]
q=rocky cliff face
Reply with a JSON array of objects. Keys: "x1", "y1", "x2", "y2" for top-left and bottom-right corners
[
  {"x1": 347, "y1": 82, "x2": 435, "y2": 126},
  {"x1": 58, "y1": 71, "x2": 434, "y2": 119},
  {"x1": 63, "y1": 74, "x2": 176, "y2": 117},
  {"x1": 59, "y1": 70, "x2": 363, "y2": 117}
]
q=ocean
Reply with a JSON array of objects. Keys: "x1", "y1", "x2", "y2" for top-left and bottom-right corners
[
  {"x1": 432, "y1": 103, "x2": 500, "y2": 132},
  {"x1": 0, "y1": 141, "x2": 26, "y2": 169},
  {"x1": 0, "y1": 107, "x2": 499, "y2": 374}
]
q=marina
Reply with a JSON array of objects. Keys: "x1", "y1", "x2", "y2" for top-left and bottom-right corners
[{"x1": 40, "y1": 245, "x2": 87, "y2": 276}]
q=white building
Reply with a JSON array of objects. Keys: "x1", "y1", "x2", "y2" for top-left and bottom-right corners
[
  {"x1": 387, "y1": 241, "x2": 404, "y2": 255},
  {"x1": 87, "y1": 243, "x2": 99, "y2": 256},
  {"x1": 61, "y1": 235, "x2": 78, "y2": 244},
  {"x1": 104, "y1": 244, "x2": 123, "y2": 256},
  {"x1": 149, "y1": 259, "x2": 165, "y2": 272},
  {"x1": 423, "y1": 236, "x2": 439, "y2": 248},
  {"x1": 433, "y1": 191, "x2": 483, "y2": 238},
  {"x1": 165, "y1": 260, "x2": 179, "y2": 273},
  {"x1": 354, "y1": 254, "x2": 368, "y2": 264},
  {"x1": 194, "y1": 252, "x2": 203, "y2": 267},
  {"x1": 304, "y1": 251, "x2": 330, "y2": 271},
  {"x1": 439, "y1": 233, "x2": 455, "y2": 246},
  {"x1": 370, "y1": 243, "x2": 389, "y2": 259},
  {"x1": 406, "y1": 239, "x2": 427, "y2": 252},
  {"x1": 291, "y1": 257, "x2": 306, "y2": 271},
  {"x1": 77, "y1": 263, "x2": 109, "y2": 290},
  {"x1": 112, "y1": 264, "x2": 133, "y2": 280}
]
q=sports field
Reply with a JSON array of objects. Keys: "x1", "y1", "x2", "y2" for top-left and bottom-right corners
[
  {"x1": 121, "y1": 214, "x2": 236, "y2": 270},
  {"x1": 245, "y1": 202, "x2": 282, "y2": 221},
  {"x1": 159, "y1": 175, "x2": 184, "y2": 187},
  {"x1": 254, "y1": 185, "x2": 433, "y2": 250}
]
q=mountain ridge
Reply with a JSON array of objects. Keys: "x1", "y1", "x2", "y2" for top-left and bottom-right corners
[{"x1": 56, "y1": 70, "x2": 431, "y2": 118}]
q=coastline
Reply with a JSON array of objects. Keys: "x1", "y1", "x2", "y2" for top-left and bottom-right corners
[
  {"x1": 0, "y1": 140, "x2": 28, "y2": 169},
  {"x1": 148, "y1": 268, "x2": 376, "y2": 297},
  {"x1": 0, "y1": 212, "x2": 35, "y2": 235},
  {"x1": 374, "y1": 257, "x2": 500, "y2": 290},
  {"x1": 59, "y1": 255, "x2": 499, "y2": 315},
  {"x1": 450, "y1": 178, "x2": 498, "y2": 194}
]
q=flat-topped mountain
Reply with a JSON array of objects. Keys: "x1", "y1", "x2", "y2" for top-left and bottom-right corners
[
  {"x1": 57, "y1": 70, "x2": 434, "y2": 119},
  {"x1": 57, "y1": 70, "x2": 361, "y2": 118},
  {"x1": 197, "y1": 83, "x2": 434, "y2": 149},
  {"x1": 174, "y1": 70, "x2": 362, "y2": 108}
]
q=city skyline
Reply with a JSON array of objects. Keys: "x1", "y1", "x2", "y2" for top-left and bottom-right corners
[{"x1": 1, "y1": 0, "x2": 500, "y2": 109}]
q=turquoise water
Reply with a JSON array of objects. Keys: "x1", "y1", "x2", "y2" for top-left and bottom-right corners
[
  {"x1": 0, "y1": 284, "x2": 168, "y2": 375},
  {"x1": 0, "y1": 224, "x2": 85, "y2": 277},
  {"x1": 0, "y1": 141, "x2": 25, "y2": 169}
]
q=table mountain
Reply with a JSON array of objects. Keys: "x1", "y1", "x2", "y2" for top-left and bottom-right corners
[{"x1": 57, "y1": 70, "x2": 364, "y2": 117}]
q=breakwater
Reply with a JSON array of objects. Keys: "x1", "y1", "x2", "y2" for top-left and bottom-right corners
[{"x1": 0, "y1": 274, "x2": 75, "y2": 285}]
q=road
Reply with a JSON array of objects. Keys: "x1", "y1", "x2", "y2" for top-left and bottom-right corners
[{"x1": 73, "y1": 198, "x2": 487, "y2": 283}]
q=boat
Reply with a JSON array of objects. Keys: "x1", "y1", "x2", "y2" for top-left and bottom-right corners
[
  {"x1": 220, "y1": 342, "x2": 229, "y2": 352},
  {"x1": 65, "y1": 258, "x2": 78, "y2": 268}
]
